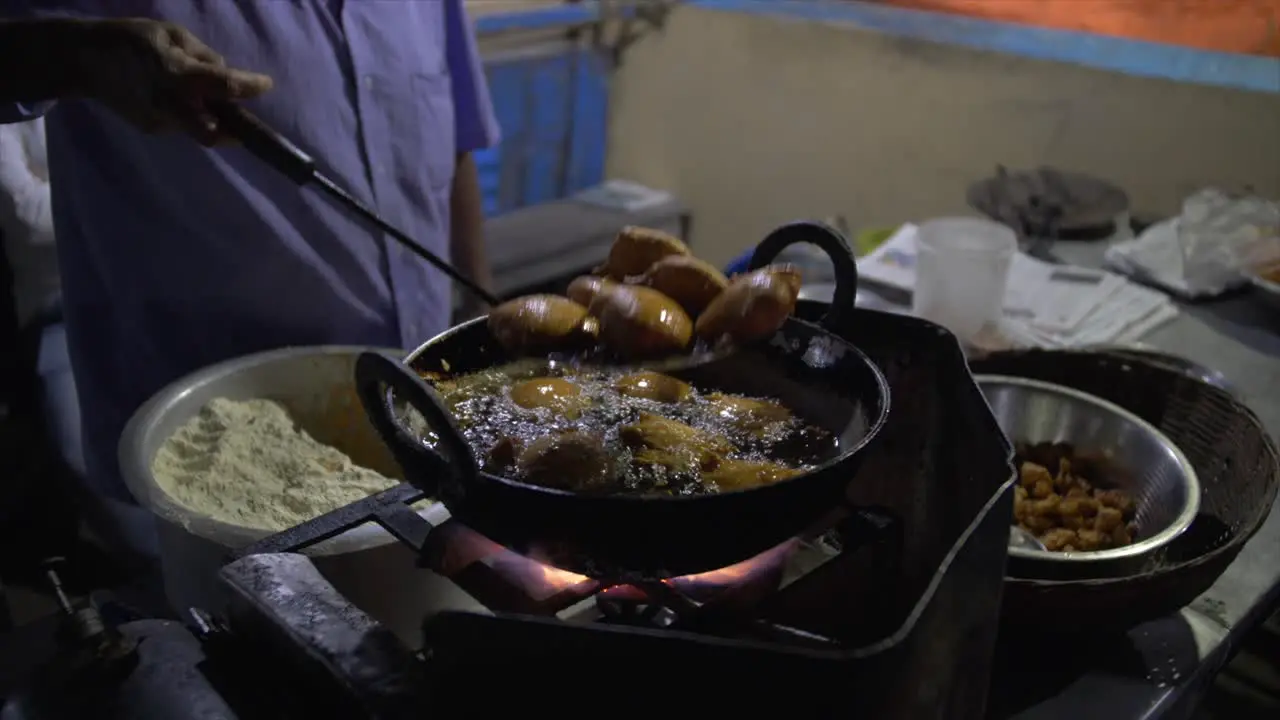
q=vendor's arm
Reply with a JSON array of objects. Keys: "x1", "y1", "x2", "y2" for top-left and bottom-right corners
[
  {"x1": 0, "y1": 17, "x2": 272, "y2": 142},
  {"x1": 450, "y1": 153, "x2": 491, "y2": 318},
  {"x1": 444, "y1": 0, "x2": 501, "y2": 319}
]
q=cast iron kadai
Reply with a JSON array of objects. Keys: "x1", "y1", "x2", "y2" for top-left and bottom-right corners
[{"x1": 354, "y1": 222, "x2": 892, "y2": 580}]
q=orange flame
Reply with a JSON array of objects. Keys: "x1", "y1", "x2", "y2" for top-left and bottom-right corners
[
  {"x1": 529, "y1": 539, "x2": 798, "y2": 596},
  {"x1": 538, "y1": 563, "x2": 591, "y2": 589}
]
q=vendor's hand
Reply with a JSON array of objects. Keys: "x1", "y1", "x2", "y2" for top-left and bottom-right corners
[{"x1": 76, "y1": 18, "x2": 273, "y2": 145}]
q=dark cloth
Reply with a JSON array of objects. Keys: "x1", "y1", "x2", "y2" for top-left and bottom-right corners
[{"x1": 0, "y1": 231, "x2": 80, "y2": 580}]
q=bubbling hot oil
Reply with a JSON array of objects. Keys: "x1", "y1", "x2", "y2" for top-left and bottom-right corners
[{"x1": 416, "y1": 359, "x2": 837, "y2": 496}]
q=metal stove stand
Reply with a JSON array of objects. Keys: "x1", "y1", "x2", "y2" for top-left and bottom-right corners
[
  {"x1": 227, "y1": 308, "x2": 1017, "y2": 718},
  {"x1": 229, "y1": 479, "x2": 953, "y2": 716}
]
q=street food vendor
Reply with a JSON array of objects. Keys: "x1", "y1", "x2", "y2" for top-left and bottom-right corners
[{"x1": 0, "y1": 5, "x2": 499, "y2": 557}]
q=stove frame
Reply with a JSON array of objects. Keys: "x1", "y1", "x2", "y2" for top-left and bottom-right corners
[
  {"x1": 229, "y1": 308, "x2": 1017, "y2": 718},
  {"x1": 241, "y1": 480, "x2": 901, "y2": 631}
]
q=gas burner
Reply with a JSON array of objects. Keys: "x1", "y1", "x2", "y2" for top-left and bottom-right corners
[
  {"x1": 557, "y1": 538, "x2": 809, "y2": 629},
  {"x1": 227, "y1": 486, "x2": 918, "y2": 715},
  {"x1": 241, "y1": 484, "x2": 902, "y2": 650}
]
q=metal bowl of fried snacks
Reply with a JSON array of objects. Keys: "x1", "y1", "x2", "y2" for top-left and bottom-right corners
[{"x1": 977, "y1": 375, "x2": 1200, "y2": 579}]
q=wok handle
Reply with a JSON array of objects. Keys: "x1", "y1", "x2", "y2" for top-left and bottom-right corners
[
  {"x1": 208, "y1": 101, "x2": 317, "y2": 185},
  {"x1": 748, "y1": 221, "x2": 859, "y2": 332},
  {"x1": 353, "y1": 352, "x2": 478, "y2": 498}
]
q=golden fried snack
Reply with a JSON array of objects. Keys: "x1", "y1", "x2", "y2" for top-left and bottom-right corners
[
  {"x1": 694, "y1": 265, "x2": 802, "y2": 345},
  {"x1": 1074, "y1": 528, "x2": 1106, "y2": 551},
  {"x1": 613, "y1": 371, "x2": 693, "y2": 403},
  {"x1": 1094, "y1": 489, "x2": 1136, "y2": 515},
  {"x1": 1013, "y1": 454, "x2": 1140, "y2": 553},
  {"x1": 487, "y1": 295, "x2": 598, "y2": 354},
  {"x1": 1020, "y1": 461, "x2": 1055, "y2": 499},
  {"x1": 588, "y1": 284, "x2": 693, "y2": 358},
  {"x1": 703, "y1": 459, "x2": 802, "y2": 491},
  {"x1": 636, "y1": 255, "x2": 729, "y2": 317},
  {"x1": 1093, "y1": 505, "x2": 1125, "y2": 533},
  {"x1": 485, "y1": 436, "x2": 523, "y2": 473},
  {"x1": 593, "y1": 226, "x2": 690, "y2": 280},
  {"x1": 1109, "y1": 523, "x2": 1134, "y2": 547},
  {"x1": 508, "y1": 377, "x2": 588, "y2": 418},
  {"x1": 566, "y1": 275, "x2": 616, "y2": 308},
  {"x1": 619, "y1": 412, "x2": 733, "y2": 474},
  {"x1": 1041, "y1": 528, "x2": 1079, "y2": 552},
  {"x1": 517, "y1": 432, "x2": 613, "y2": 492},
  {"x1": 1021, "y1": 513, "x2": 1057, "y2": 535},
  {"x1": 706, "y1": 392, "x2": 792, "y2": 434}
]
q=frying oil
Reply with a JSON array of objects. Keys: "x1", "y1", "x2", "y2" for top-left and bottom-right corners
[{"x1": 418, "y1": 360, "x2": 835, "y2": 496}]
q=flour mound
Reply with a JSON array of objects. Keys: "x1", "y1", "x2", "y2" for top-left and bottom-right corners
[{"x1": 151, "y1": 397, "x2": 398, "y2": 532}]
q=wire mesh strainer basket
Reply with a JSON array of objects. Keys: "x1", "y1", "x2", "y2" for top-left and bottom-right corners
[{"x1": 971, "y1": 349, "x2": 1279, "y2": 631}]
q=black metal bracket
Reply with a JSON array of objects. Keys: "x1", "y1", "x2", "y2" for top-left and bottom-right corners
[
  {"x1": 235, "y1": 483, "x2": 434, "y2": 560},
  {"x1": 219, "y1": 554, "x2": 426, "y2": 719},
  {"x1": 234, "y1": 485, "x2": 602, "y2": 617}
]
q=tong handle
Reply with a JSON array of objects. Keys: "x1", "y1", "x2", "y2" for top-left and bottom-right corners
[{"x1": 209, "y1": 102, "x2": 316, "y2": 185}]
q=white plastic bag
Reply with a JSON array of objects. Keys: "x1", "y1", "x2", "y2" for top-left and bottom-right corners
[{"x1": 1177, "y1": 188, "x2": 1280, "y2": 290}]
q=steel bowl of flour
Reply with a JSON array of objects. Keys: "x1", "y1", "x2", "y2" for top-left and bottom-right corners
[{"x1": 120, "y1": 346, "x2": 487, "y2": 644}]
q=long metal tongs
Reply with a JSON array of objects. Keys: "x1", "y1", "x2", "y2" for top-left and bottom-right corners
[{"x1": 208, "y1": 102, "x2": 499, "y2": 306}]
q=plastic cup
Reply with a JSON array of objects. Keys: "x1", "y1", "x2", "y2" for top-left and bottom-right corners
[{"x1": 911, "y1": 217, "x2": 1017, "y2": 343}]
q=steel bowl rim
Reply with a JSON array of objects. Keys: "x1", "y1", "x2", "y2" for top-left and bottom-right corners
[
  {"x1": 975, "y1": 374, "x2": 1202, "y2": 564},
  {"x1": 119, "y1": 344, "x2": 426, "y2": 555}
]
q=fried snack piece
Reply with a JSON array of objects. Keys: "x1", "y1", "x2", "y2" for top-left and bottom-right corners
[
  {"x1": 485, "y1": 436, "x2": 523, "y2": 473},
  {"x1": 703, "y1": 459, "x2": 802, "y2": 491},
  {"x1": 1056, "y1": 495, "x2": 1099, "y2": 531},
  {"x1": 488, "y1": 295, "x2": 598, "y2": 354},
  {"x1": 636, "y1": 255, "x2": 729, "y2": 317},
  {"x1": 706, "y1": 392, "x2": 792, "y2": 434},
  {"x1": 619, "y1": 412, "x2": 732, "y2": 474},
  {"x1": 593, "y1": 226, "x2": 691, "y2": 280},
  {"x1": 1019, "y1": 461, "x2": 1055, "y2": 499},
  {"x1": 613, "y1": 371, "x2": 693, "y2": 403},
  {"x1": 1074, "y1": 528, "x2": 1107, "y2": 551},
  {"x1": 588, "y1": 284, "x2": 693, "y2": 358},
  {"x1": 695, "y1": 265, "x2": 802, "y2": 345},
  {"x1": 1013, "y1": 455, "x2": 1140, "y2": 553},
  {"x1": 517, "y1": 431, "x2": 613, "y2": 492},
  {"x1": 508, "y1": 377, "x2": 588, "y2": 418},
  {"x1": 1040, "y1": 528, "x2": 1079, "y2": 552},
  {"x1": 566, "y1": 275, "x2": 616, "y2": 308},
  {"x1": 1094, "y1": 489, "x2": 1137, "y2": 516}
]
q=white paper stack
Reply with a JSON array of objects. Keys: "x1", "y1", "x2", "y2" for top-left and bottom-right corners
[
  {"x1": 1000, "y1": 254, "x2": 1179, "y2": 348},
  {"x1": 859, "y1": 224, "x2": 1179, "y2": 349}
]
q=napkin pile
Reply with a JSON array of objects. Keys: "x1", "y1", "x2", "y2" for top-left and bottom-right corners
[{"x1": 858, "y1": 224, "x2": 1179, "y2": 349}]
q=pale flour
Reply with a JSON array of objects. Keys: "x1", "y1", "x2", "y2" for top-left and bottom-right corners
[{"x1": 151, "y1": 397, "x2": 399, "y2": 531}]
